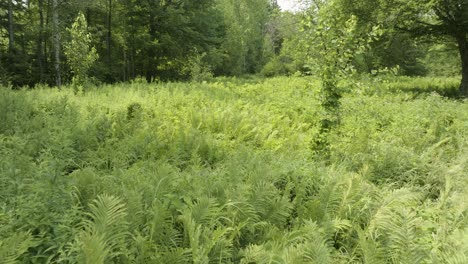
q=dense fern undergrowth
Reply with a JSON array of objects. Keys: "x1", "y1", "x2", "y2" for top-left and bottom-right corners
[{"x1": 1, "y1": 76, "x2": 467, "y2": 263}]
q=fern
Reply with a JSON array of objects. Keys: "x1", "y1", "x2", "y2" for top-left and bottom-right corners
[
  {"x1": 2, "y1": 77, "x2": 467, "y2": 262},
  {"x1": 147, "y1": 199, "x2": 181, "y2": 248},
  {"x1": 356, "y1": 227, "x2": 385, "y2": 264},
  {"x1": 179, "y1": 197, "x2": 234, "y2": 264},
  {"x1": 76, "y1": 232, "x2": 109, "y2": 264},
  {"x1": 249, "y1": 181, "x2": 292, "y2": 227},
  {"x1": 0, "y1": 231, "x2": 36, "y2": 264},
  {"x1": 364, "y1": 189, "x2": 429, "y2": 263},
  {"x1": 68, "y1": 194, "x2": 128, "y2": 264},
  {"x1": 240, "y1": 221, "x2": 334, "y2": 264}
]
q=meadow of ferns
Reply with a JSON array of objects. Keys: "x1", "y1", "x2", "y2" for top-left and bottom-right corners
[{"x1": 1, "y1": 76, "x2": 467, "y2": 263}]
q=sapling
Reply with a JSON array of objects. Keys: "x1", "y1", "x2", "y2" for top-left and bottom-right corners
[
  {"x1": 64, "y1": 13, "x2": 98, "y2": 93},
  {"x1": 301, "y1": 0, "x2": 381, "y2": 155}
]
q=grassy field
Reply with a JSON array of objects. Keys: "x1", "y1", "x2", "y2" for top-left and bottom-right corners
[{"x1": 1, "y1": 76, "x2": 467, "y2": 263}]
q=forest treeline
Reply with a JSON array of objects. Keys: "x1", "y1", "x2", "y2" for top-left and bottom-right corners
[{"x1": 0, "y1": 0, "x2": 463, "y2": 88}]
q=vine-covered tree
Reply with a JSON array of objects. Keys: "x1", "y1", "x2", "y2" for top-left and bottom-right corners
[{"x1": 302, "y1": 0, "x2": 380, "y2": 153}]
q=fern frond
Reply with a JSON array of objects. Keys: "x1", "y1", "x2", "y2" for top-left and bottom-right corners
[
  {"x1": 71, "y1": 194, "x2": 129, "y2": 263},
  {"x1": 148, "y1": 199, "x2": 181, "y2": 247},
  {"x1": 440, "y1": 250, "x2": 468, "y2": 264},
  {"x1": 223, "y1": 198, "x2": 261, "y2": 226},
  {"x1": 159, "y1": 248, "x2": 191, "y2": 264},
  {"x1": 0, "y1": 231, "x2": 36, "y2": 264},
  {"x1": 355, "y1": 227, "x2": 385, "y2": 264},
  {"x1": 84, "y1": 194, "x2": 128, "y2": 250},
  {"x1": 240, "y1": 221, "x2": 334, "y2": 264},
  {"x1": 301, "y1": 221, "x2": 333, "y2": 264},
  {"x1": 240, "y1": 244, "x2": 274, "y2": 264},
  {"x1": 188, "y1": 196, "x2": 221, "y2": 225},
  {"x1": 179, "y1": 198, "x2": 235, "y2": 264},
  {"x1": 369, "y1": 202, "x2": 428, "y2": 263},
  {"x1": 76, "y1": 232, "x2": 109, "y2": 264},
  {"x1": 249, "y1": 181, "x2": 292, "y2": 226}
]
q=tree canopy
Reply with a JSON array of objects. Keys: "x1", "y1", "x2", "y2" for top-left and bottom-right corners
[
  {"x1": 0, "y1": 0, "x2": 464, "y2": 95},
  {"x1": 347, "y1": 0, "x2": 468, "y2": 95}
]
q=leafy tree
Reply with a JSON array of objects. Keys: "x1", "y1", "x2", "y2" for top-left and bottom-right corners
[
  {"x1": 381, "y1": 0, "x2": 468, "y2": 96},
  {"x1": 423, "y1": 43, "x2": 460, "y2": 76},
  {"x1": 216, "y1": 0, "x2": 273, "y2": 75},
  {"x1": 311, "y1": 0, "x2": 427, "y2": 76},
  {"x1": 363, "y1": 33, "x2": 427, "y2": 76},
  {"x1": 64, "y1": 12, "x2": 98, "y2": 87},
  {"x1": 118, "y1": 0, "x2": 224, "y2": 82},
  {"x1": 0, "y1": 0, "x2": 34, "y2": 87}
]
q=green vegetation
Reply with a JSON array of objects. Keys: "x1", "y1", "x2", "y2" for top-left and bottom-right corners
[
  {"x1": 1, "y1": 0, "x2": 467, "y2": 95},
  {"x1": 1, "y1": 0, "x2": 467, "y2": 263},
  {"x1": 1, "y1": 76, "x2": 467, "y2": 263}
]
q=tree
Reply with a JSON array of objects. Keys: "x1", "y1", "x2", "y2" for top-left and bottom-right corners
[
  {"x1": 106, "y1": 0, "x2": 112, "y2": 78},
  {"x1": 52, "y1": 0, "x2": 61, "y2": 88},
  {"x1": 302, "y1": 0, "x2": 380, "y2": 153},
  {"x1": 216, "y1": 0, "x2": 272, "y2": 75},
  {"x1": 382, "y1": 0, "x2": 468, "y2": 96},
  {"x1": 37, "y1": 0, "x2": 46, "y2": 82},
  {"x1": 7, "y1": 0, "x2": 14, "y2": 54},
  {"x1": 0, "y1": 0, "x2": 282, "y2": 86},
  {"x1": 64, "y1": 12, "x2": 98, "y2": 87}
]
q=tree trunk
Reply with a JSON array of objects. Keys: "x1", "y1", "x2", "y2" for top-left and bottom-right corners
[
  {"x1": 52, "y1": 0, "x2": 61, "y2": 88},
  {"x1": 86, "y1": 8, "x2": 91, "y2": 29},
  {"x1": 456, "y1": 32, "x2": 468, "y2": 97},
  {"x1": 107, "y1": 0, "x2": 112, "y2": 79},
  {"x1": 146, "y1": 10, "x2": 157, "y2": 83},
  {"x1": 44, "y1": 0, "x2": 50, "y2": 82},
  {"x1": 130, "y1": 46, "x2": 135, "y2": 79},
  {"x1": 130, "y1": 11, "x2": 136, "y2": 79},
  {"x1": 37, "y1": 0, "x2": 45, "y2": 82},
  {"x1": 8, "y1": 0, "x2": 14, "y2": 53},
  {"x1": 123, "y1": 48, "x2": 127, "y2": 81}
]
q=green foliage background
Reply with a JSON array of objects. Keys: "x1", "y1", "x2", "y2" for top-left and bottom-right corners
[{"x1": 1, "y1": 76, "x2": 467, "y2": 263}]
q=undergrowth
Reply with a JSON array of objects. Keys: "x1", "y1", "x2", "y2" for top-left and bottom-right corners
[{"x1": 0, "y1": 76, "x2": 467, "y2": 263}]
